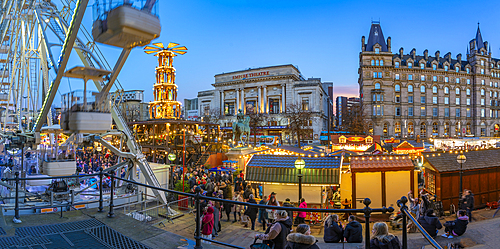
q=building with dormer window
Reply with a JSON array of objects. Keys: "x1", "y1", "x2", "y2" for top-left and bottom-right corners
[{"x1": 359, "y1": 21, "x2": 500, "y2": 139}]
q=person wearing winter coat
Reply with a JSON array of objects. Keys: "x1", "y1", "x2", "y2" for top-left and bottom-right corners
[
  {"x1": 282, "y1": 198, "x2": 295, "y2": 221},
  {"x1": 201, "y1": 206, "x2": 215, "y2": 244},
  {"x1": 244, "y1": 194, "x2": 259, "y2": 230},
  {"x1": 255, "y1": 210, "x2": 293, "y2": 249},
  {"x1": 343, "y1": 215, "x2": 363, "y2": 243},
  {"x1": 460, "y1": 190, "x2": 474, "y2": 222},
  {"x1": 232, "y1": 191, "x2": 243, "y2": 222},
  {"x1": 205, "y1": 179, "x2": 214, "y2": 197},
  {"x1": 266, "y1": 195, "x2": 280, "y2": 224},
  {"x1": 285, "y1": 224, "x2": 320, "y2": 249},
  {"x1": 417, "y1": 209, "x2": 442, "y2": 237},
  {"x1": 258, "y1": 196, "x2": 269, "y2": 231},
  {"x1": 324, "y1": 214, "x2": 343, "y2": 243},
  {"x1": 442, "y1": 210, "x2": 468, "y2": 239},
  {"x1": 243, "y1": 185, "x2": 253, "y2": 201},
  {"x1": 295, "y1": 198, "x2": 307, "y2": 225},
  {"x1": 369, "y1": 222, "x2": 401, "y2": 249}
]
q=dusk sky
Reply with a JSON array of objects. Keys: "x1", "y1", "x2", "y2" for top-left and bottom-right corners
[{"x1": 60, "y1": 0, "x2": 500, "y2": 108}]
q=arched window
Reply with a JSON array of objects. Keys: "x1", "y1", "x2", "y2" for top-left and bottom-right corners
[
  {"x1": 395, "y1": 122, "x2": 401, "y2": 137},
  {"x1": 383, "y1": 123, "x2": 389, "y2": 137},
  {"x1": 421, "y1": 85, "x2": 426, "y2": 93},
  {"x1": 371, "y1": 60, "x2": 375, "y2": 66},
  {"x1": 432, "y1": 86, "x2": 438, "y2": 93},
  {"x1": 444, "y1": 65, "x2": 448, "y2": 71},
  {"x1": 456, "y1": 67, "x2": 459, "y2": 72},
  {"x1": 444, "y1": 87, "x2": 449, "y2": 94},
  {"x1": 456, "y1": 88, "x2": 460, "y2": 95},
  {"x1": 432, "y1": 122, "x2": 439, "y2": 134},
  {"x1": 408, "y1": 85, "x2": 413, "y2": 93},
  {"x1": 395, "y1": 62, "x2": 400, "y2": 68},
  {"x1": 408, "y1": 122, "x2": 414, "y2": 137},
  {"x1": 466, "y1": 89, "x2": 471, "y2": 95},
  {"x1": 380, "y1": 60, "x2": 384, "y2": 66},
  {"x1": 395, "y1": 84, "x2": 400, "y2": 92},
  {"x1": 466, "y1": 68, "x2": 470, "y2": 74},
  {"x1": 444, "y1": 122, "x2": 450, "y2": 135},
  {"x1": 466, "y1": 122, "x2": 471, "y2": 135},
  {"x1": 375, "y1": 83, "x2": 381, "y2": 89},
  {"x1": 481, "y1": 89, "x2": 485, "y2": 96},
  {"x1": 432, "y1": 64, "x2": 437, "y2": 70},
  {"x1": 420, "y1": 122, "x2": 427, "y2": 138},
  {"x1": 376, "y1": 60, "x2": 379, "y2": 66},
  {"x1": 408, "y1": 62, "x2": 413, "y2": 68},
  {"x1": 420, "y1": 63, "x2": 425, "y2": 69}
]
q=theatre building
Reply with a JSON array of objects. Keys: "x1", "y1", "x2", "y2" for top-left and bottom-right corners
[{"x1": 198, "y1": 64, "x2": 333, "y2": 144}]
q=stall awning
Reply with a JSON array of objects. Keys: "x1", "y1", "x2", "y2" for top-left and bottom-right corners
[{"x1": 245, "y1": 155, "x2": 341, "y2": 185}]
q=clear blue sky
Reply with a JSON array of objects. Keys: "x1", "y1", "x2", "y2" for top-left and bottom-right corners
[{"x1": 60, "y1": 0, "x2": 500, "y2": 107}]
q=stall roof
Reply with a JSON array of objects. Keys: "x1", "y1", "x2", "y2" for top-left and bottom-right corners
[
  {"x1": 423, "y1": 149, "x2": 500, "y2": 173},
  {"x1": 350, "y1": 155, "x2": 414, "y2": 172},
  {"x1": 246, "y1": 155, "x2": 341, "y2": 184},
  {"x1": 276, "y1": 145, "x2": 319, "y2": 156}
]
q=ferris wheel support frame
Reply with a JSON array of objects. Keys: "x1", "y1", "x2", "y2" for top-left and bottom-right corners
[{"x1": 32, "y1": 0, "x2": 89, "y2": 133}]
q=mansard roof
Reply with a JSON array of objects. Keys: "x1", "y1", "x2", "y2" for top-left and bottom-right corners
[
  {"x1": 365, "y1": 22, "x2": 388, "y2": 52},
  {"x1": 392, "y1": 54, "x2": 470, "y2": 70}
]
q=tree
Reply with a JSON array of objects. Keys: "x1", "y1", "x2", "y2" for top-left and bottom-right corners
[
  {"x1": 201, "y1": 108, "x2": 223, "y2": 125},
  {"x1": 341, "y1": 104, "x2": 365, "y2": 134},
  {"x1": 248, "y1": 112, "x2": 266, "y2": 146},
  {"x1": 284, "y1": 103, "x2": 315, "y2": 147}
]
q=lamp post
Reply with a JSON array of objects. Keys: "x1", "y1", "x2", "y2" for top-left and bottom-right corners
[
  {"x1": 456, "y1": 151, "x2": 466, "y2": 199},
  {"x1": 168, "y1": 153, "x2": 176, "y2": 189},
  {"x1": 294, "y1": 154, "x2": 306, "y2": 203}
]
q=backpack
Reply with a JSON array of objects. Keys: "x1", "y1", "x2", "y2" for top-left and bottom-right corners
[{"x1": 250, "y1": 238, "x2": 273, "y2": 249}]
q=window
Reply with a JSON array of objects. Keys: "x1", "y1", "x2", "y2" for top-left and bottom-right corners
[
  {"x1": 444, "y1": 65, "x2": 448, "y2": 71},
  {"x1": 408, "y1": 96, "x2": 413, "y2": 103},
  {"x1": 481, "y1": 128, "x2": 486, "y2": 137},
  {"x1": 481, "y1": 89, "x2": 485, "y2": 96},
  {"x1": 408, "y1": 107, "x2": 414, "y2": 116},
  {"x1": 456, "y1": 98, "x2": 460, "y2": 105},
  {"x1": 456, "y1": 108, "x2": 461, "y2": 117},
  {"x1": 433, "y1": 96, "x2": 438, "y2": 104},
  {"x1": 481, "y1": 60, "x2": 484, "y2": 66},
  {"x1": 421, "y1": 96, "x2": 426, "y2": 103},
  {"x1": 481, "y1": 98, "x2": 485, "y2": 106},
  {"x1": 339, "y1": 136, "x2": 346, "y2": 143},
  {"x1": 420, "y1": 63, "x2": 425, "y2": 69},
  {"x1": 395, "y1": 74, "x2": 400, "y2": 80},
  {"x1": 433, "y1": 107, "x2": 438, "y2": 117},
  {"x1": 433, "y1": 122, "x2": 439, "y2": 134},
  {"x1": 371, "y1": 60, "x2": 375, "y2": 66},
  {"x1": 445, "y1": 77, "x2": 449, "y2": 83},
  {"x1": 395, "y1": 122, "x2": 401, "y2": 137},
  {"x1": 380, "y1": 60, "x2": 384, "y2": 66},
  {"x1": 421, "y1": 107, "x2": 426, "y2": 116},
  {"x1": 445, "y1": 108, "x2": 450, "y2": 117},
  {"x1": 408, "y1": 85, "x2": 413, "y2": 92},
  {"x1": 373, "y1": 72, "x2": 377, "y2": 78},
  {"x1": 467, "y1": 98, "x2": 470, "y2": 105},
  {"x1": 408, "y1": 122, "x2": 414, "y2": 137},
  {"x1": 467, "y1": 79, "x2": 470, "y2": 84},
  {"x1": 481, "y1": 68, "x2": 485, "y2": 74},
  {"x1": 481, "y1": 108, "x2": 485, "y2": 117},
  {"x1": 224, "y1": 102, "x2": 235, "y2": 115},
  {"x1": 432, "y1": 64, "x2": 437, "y2": 70},
  {"x1": 444, "y1": 87, "x2": 449, "y2": 94},
  {"x1": 269, "y1": 99, "x2": 280, "y2": 114},
  {"x1": 375, "y1": 48, "x2": 380, "y2": 54},
  {"x1": 444, "y1": 122, "x2": 450, "y2": 135},
  {"x1": 466, "y1": 89, "x2": 471, "y2": 95},
  {"x1": 456, "y1": 67, "x2": 460, "y2": 72},
  {"x1": 408, "y1": 62, "x2": 412, "y2": 68},
  {"x1": 375, "y1": 83, "x2": 381, "y2": 89},
  {"x1": 395, "y1": 107, "x2": 401, "y2": 116},
  {"x1": 444, "y1": 97, "x2": 449, "y2": 104},
  {"x1": 301, "y1": 98, "x2": 309, "y2": 111},
  {"x1": 466, "y1": 108, "x2": 471, "y2": 117},
  {"x1": 433, "y1": 76, "x2": 437, "y2": 82},
  {"x1": 383, "y1": 123, "x2": 388, "y2": 136},
  {"x1": 495, "y1": 92, "x2": 498, "y2": 98},
  {"x1": 395, "y1": 84, "x2": 400, "y2": 92},
  {"x1": 395, "y1": 95, "x2": 400, "y2": 103},
  {"x1": 490, "y1": 91, "x2": 493, "y2": 97},
  {"x1": 395, "y1": 62, "x2": 400, "y2": 68},
  {"x1": 373, "y1": 105, "x2": 383, "y2": 115},
  {"x1": 408, "y1": 74, "x2": 413, "y2": 80},
  {"x1": 466, "y1": 68, "x2": 470, "y2": 74},
  {"x1": 432, "y1": 86, "x2": 438, "y2": 93},
  {"x1": 421, "y1": 85, "x2": 426, "y2": 93},
  {"x1": 246, "y1": 100, "x2": 257, "y2": 114},
  {"x1": 496, "y1": 82, "x2": 498, "y2": 88},
  {"x1": 378, "y1": 72, "x2": 382, "y2": 78},
  {"x1": 376, "y1": 60, "x2": 379, "y2": 66},
  {"x1": 482, "y1": 80, "x2": 485, "y2": 85},
  {"x1": 372, "y1": 94, "x2": 376, "y2": 101},
  {"x1": 456, "y1": 78, "x2": 460, "y2": 83},
  {"x1": 420, "y1": 122, "x2": 427, "y2": 138},
  {"x1": 421, "y1": 75, "x2": 425, "y2": 81},
  {"x1": 491, "y1": 82, "x2": 493, "y2": 87},
  {"x1": 456, "y1": 88, "x2": 460, "y2": 95}
]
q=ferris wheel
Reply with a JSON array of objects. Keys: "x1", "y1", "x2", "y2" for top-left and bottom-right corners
[{"x1": 0, "y1": 0, "x2": 168, "y2": 204}]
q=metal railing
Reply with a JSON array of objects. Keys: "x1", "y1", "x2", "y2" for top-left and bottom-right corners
[{"x1": 397, "y1": 196, "x2": 443, "y2": 249}]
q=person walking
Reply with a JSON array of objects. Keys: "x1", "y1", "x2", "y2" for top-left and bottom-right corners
[
  {"x1": 201, "y1": 206, "x2": 215, "y2": 244},
  {"x1": 282, "y1": 198, "x2": 294, "y2": 221},
  {"x1": 285, "y1": 224, "x2": 320, "y2": 249},
  {"x1": 324, "y1": 214, "x2": 343, "y2": 243},
  {"x1": 462, "y1": 190, "x2": 474, "y2": 222},
  {"x1": 343, "y1": 215, "x2": 363, "y2": 243},
  {"x1": 255, "y1": 210, "x2": 293, "y2": 249},
  {"x1": 258, "y1": 196, "x2": 269, "y2": 231},
  {"x1": 244, "y1": 194, "x2": 258, "y2": 230},
  {"x1": 418, "y1": 209, "x2": 442, "y2": 237},
  {"x1": 232, "y1": 191, "x2": 243, "y2": 223},
  {"x1": 369, "y1": 222, "x2": 401, "y2": 249},
  {"x1": 295, "y1": 198, "x2": 307, "y2": 225}
]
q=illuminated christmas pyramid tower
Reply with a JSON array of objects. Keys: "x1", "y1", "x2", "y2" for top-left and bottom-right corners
[{"x1": 144, "y1": 42, "x2": 187, "y2": 119}]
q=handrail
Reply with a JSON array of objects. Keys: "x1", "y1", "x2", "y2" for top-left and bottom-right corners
[{"x1": 397, "y1": 196, "x2": 443, "y2": 249}]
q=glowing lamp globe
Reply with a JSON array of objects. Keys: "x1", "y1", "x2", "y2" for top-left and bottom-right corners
[{"x1": 168, "y1": 153, "x2": 176, "y2": 161}]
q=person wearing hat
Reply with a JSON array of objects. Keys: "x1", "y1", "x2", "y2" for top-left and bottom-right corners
[
  {"x1": 255, "y1": 210, "x2": 293, "y2": 249},
  {"x1": 418, "y1": 209, "x2": 442, "y2": 237}
]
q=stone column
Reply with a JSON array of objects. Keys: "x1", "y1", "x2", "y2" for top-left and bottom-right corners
[
  {"x1": 281, "y1": 84, "x2": 285, "y2": 113},
  {"x1": 236, "y1": 89, "x2": 240, "y2": 115},
  {"x1": 241, "y1": 88, "x2": 245, "y2": 114},
  {"x1": 257, "y1": 87, "x2": 261, "y2": 114},
  {"x1": 263, "y1": 87, "x2": 267, "y2": 113}
]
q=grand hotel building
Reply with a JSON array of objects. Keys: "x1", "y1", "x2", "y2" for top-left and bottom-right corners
[
  {"x1": 359, "y1": 22, "x2": 500, "y2": 139},
  {"x1": 197, "y1": 64, "x2": 333, "y2": 144}
]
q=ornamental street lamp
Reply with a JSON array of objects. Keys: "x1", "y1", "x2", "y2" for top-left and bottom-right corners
[
  {"x1": 456, "y1": 151, "x2": 466, "y2": 199},
  {"x1": 168, "y1": 153, "x2": 176, "y2": 162},
  {"x1": 294, "y1": 154, "x2": 306, "y2": 203}
]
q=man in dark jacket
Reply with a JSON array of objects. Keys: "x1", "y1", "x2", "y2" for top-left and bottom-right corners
[
  {"x1": 463, "y1": 190, "x2": 474, "y2": 222},
  {"x1": 282, "y1": 198, "x2": 294, "y2": 220},
  {"x1": 243, "y1": 185, "x2": 253, "y2": 201},
  {"x1": 244, "y1": 194, "x2": 258, "y2": 230},
  {"x1": 418, "y1": 209, "x2": 442, "y2": 237},
  {"x1": 343, "y1": 215, "x2": 363, "y2": 243}
]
